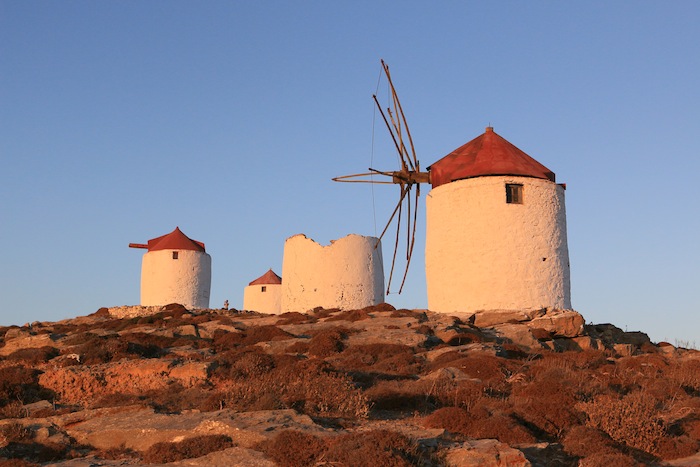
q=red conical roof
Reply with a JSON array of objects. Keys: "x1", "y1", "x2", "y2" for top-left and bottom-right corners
[
  {"x1": 249, "y1": 269, "x2": 282, "y2": 285},
  {"x1": 428, "y1": 127, "x2": 556, "y2": 188},
  {"x1": 131, "y1": 227, "x2": 206, "y2": 252}
]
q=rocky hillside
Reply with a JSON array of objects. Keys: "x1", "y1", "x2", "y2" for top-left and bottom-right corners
[{"x1": 0, "y1": 304, "x2": 699, "y2": 466}]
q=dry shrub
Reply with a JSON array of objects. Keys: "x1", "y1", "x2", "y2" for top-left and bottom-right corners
[
  {"x1": 62, "y1": 333, "x2": 129, "y2": 364},
  {"x1": 424, "y1": 377, "x2": 484, "y2": 411},
  {"x1": 325, "y1": 430, "x2": 428, "y2": 467},
  {"x1": 141, "y1": 434, "x2": 234, "y2": 463},
  {"x1": 241, "y1": 325, "x2": 293, "y2": 345},
  {"x1": 0, "y1": 459, "x2": 40, "y2": 467},
  {"x1": 0, "y1": 423, "x2": 33, "y2": 443},
  {"x1": 326, "y1": 309, "x2": 372, "y2": 322},
  {"x1": 654, "y1": 435, "x2": 699, "y2": 460},
  {"x1": 336, "y1": 343, "x2": 421, "y2": 375},
  {"x1": 424, "y1": 406, "x2": 534, "y2": 444},
  {"x1": 579, "y1": 391, "x2": 665, "y2": 455},
  {"x1": 311, "y1": 307, "x2": 339, "y2": 319},
  {"x1": 511, "y1": 366, "x2": 583, "y2": 438},
  {"x1": 363, "y1": 303, "x2": 396, "y2": 313},
  {"x1": 275, "y1": 312, "x2": 317, "y2": 325},
  {"x1": 214, "y1": 355, "x2": 370, "y2": 419},
  {"x1": 256, "y1": 430, "x2": 327, "y2": 467},
  {"x1": 0, "y1": 366, "x2": 53, "y2": 408},
  {"x1": 6, "y1": 346, "x2": 59, "y2": 364},
  {"x1": 285, "y1": 340, "x2": 309, "y2": 354},
  {"x1": 211, "y1": 329, "x2": 244, "y2": 351},
  {"x1": 669, "y1": 359, "x2": 700, "y2": 396},
  {"x1": 364, "y1": 379, "x2": 432, "y2": 412},
  {"x1": 0, "y1": 441, "x2": 66, "y2": 464},
  {"x1": 308, "y1": 328, "x2": 346, "y2": 357},
  {"x1": 561, "y1": 425, "x2": 619, "y2": 458},
  {"x1": 430, "y1": 352, "x2": 506, "y2": 384},
  {"x1": 578, "y1": 451, "x2": 639, "y2": 467}
]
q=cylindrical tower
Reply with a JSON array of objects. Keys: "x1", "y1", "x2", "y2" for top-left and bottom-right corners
[
  {"x1": 425, "y1": 127, "x2": 571, "y2": 313},
  {"x1": 129, "y1": 227, "x2": 211, "y2": 309},
  {"x1": 281, "y1": 234, "x2": 384, "y2": 312},
  {"x1": 243, "y1": 269, "x2": 282, "y2": 314}
]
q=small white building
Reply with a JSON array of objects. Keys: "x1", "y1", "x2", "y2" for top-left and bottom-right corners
[
  {"x1": 243, "y1": 269, "x2": 282, "y2": 314},
  {"x1": 129, "y1": 227, "x2": 211, "y2": 309},
  {"x1": 281, "y1": 234, "x2": 384, "y2": 312},
  {"x1": 425, "y1": 127, "x2": 571, "y2": 314}
]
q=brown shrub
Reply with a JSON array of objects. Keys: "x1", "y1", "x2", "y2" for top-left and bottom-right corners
[
  {"x1": 336, "y1": 343, "x2": 421, "y2": 375},
  {"x1": 561, "y1": 425, "x2": 618, "y2": 458},
  {"x1": 363, "y1": 302, "x2": 396, "y2": 313},
  {"x1": 241, "y1": 325, "x2": 293, "y2": 345},
  {"x1": 327, "y1": 308, "x2": 372, "y2": 322},
  {"x1": 325, "y1": 430, "x2": 428, "y2": 467},
  {"x1": 308, "y1": 328, "x2": 346, "y2": 357},
  {"x1": 256, "y1": 430, "x2": 327, "y2": 467},
  {"x1": 141, "y1": 434, "x2": 234, "y2": 463},
  {"x1": 275, "y1": 312, "x2": 317, "y2": 325},
  {"x1": 511, "y1": 366, "x2": 584, "y2": 438},
  {"x1": 0, "y1": 423, "x2": 33, "y2": 443},
  {"x1": 430, "y1": 352, "x2": 506, "y2": 384},
  {"x1": 211, "y1": 330, "x2": 244, "y2": 351},
  {"x1": 0, "y1": 366, "x2": 53, "y2": 408},
  {"x1": 0, "y1": 459, "x2": 40, "y2": 467},
  {"x1": 578, "y1": 451, "x2": 639, "y2": 467},
  {"x1": 654, "y1": 435, "x2": 699, "y2": 461},
  {"x1": 579, "y1": 391, "x2": 666, "y2": 455},
  {"x1": 285, "y1": 340, "x2": 309, "y2": 354},
  {"x1": 364, "y1": 379, "x2": 433, "y2": 413},
  {"x1": 424, "y1": 406, "x2": 535, "y2": 444},
  {"x1": 6, "y1": 346, "x2": 59, "y2": 364},
  {"x1": 0, "y1": 441, "x2": 66, "y2": 464}
]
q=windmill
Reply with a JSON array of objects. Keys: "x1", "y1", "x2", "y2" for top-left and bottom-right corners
[
  {"x1": 333, "y1": 60, "x2": 429, "y2": 294},
  {"x1": 334, "y1": 61, "x2": 573, "y2": 314}
]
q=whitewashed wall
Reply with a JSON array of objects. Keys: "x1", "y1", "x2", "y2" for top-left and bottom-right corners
[
  {"x1": 281, "y1": 234, "x2": 384, "y2": 312},
  {"x1": 141, "y1": 249, "x2": 211, "y2": 309},
  {"x1": 425, "y1": 176, "x2": 571, "y2": 313},
  {"x1": 243, "y1": 283, "x2": 282, "y2": 314}
]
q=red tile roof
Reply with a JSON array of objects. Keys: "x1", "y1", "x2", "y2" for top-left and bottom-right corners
[
  {"x1": 428, "y1": 127, "x2": 556, "y2": 188},
  {"x1": 130, "y1": 227, "x2": 206, "y2": 252},
  {"x1": 249, "y1": 269, "x2": 282, "y2": 285}
]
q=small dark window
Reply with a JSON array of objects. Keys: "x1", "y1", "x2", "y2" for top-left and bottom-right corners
[
  {"x1": 261, "y1": 286, "x2": 267, "y2": 292},
  {"x1": 506, "y1": 184, "x2": 523, "y2": 204},
  {"x1": 172, "y1": 251, "x2": 179, "y2": 259}
]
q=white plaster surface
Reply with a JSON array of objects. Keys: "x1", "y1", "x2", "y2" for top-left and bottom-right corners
[
  {"x1": 243, "y1": 284, "x2": 282, "y2": 314},
  {"x1": 281, "y1": 234, "x2": 385, "y2": 312},
  {"x1": 425, "y1": 176, "x2": 571, "y2": 313},
  {"x1": 140, "y1": 249, "x2": 211, "y2": 309}
]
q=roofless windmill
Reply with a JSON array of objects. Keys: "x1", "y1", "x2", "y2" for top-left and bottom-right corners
[
  {"x1": 335, "y1": 60, "x2": 573, "y2": 314},
  {"x1": 333, "y1": 60, "x2": 429, "y2": 295}
]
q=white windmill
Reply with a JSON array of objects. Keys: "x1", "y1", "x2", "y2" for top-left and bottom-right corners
[{"x1": 335, "y1": 60, "x2": 571, "y2": 315}]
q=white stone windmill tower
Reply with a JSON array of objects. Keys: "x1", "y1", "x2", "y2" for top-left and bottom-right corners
[
  {"x1": 335, "y1": 60, "x2": 571, "y2": 315},
  {"x1": 129, "y1": 227, "x2": 212, "y2": 309}
]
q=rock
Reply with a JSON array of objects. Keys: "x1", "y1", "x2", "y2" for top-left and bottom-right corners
[
  {"x1": 0, "y1": 332, "x2": 56, "y2": 356},
  {"x1": 444, "y1": 439, "x2": 531, "y2": 466},
  {"x1": 527, "y1": 310, "x2": 584, "y2": 338},
  {"x1": 491, "y1": 324, "x2": 543, "y2": 349},
  {"x1": 473, "y1": 309, "x2": 544, "y2": 328},
  {"x1": 65, "y1": 408, "x2": 325, "y2": 452},
  {"x1": 613, "y1": 343, "x2": 635, "y2": 357}
]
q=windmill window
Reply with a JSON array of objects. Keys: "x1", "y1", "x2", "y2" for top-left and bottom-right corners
[
  {"x1": 506, "y1": 184, "x2": 523, "y2": 204},
  {"x1": 172, "y1": 251, "x2": 179, "y2": 259},
  {"x1": 261, "y1": 286, "x2": 267, "y2": 292}
]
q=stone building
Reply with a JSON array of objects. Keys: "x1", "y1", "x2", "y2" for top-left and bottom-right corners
[
  {"x1": 243, "y1": 269, "x2": 282, "y2": 314},
  {"x1": 129, "y1": 227, "x2": 211, "y2": 309},
  {"x1": 425, "y1": 127, "x2": 571, "y2": 313}
]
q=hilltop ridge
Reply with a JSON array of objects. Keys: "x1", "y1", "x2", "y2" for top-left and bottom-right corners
[{"x1": 0, "y1": 304, "x2": 698, "y2": 466}]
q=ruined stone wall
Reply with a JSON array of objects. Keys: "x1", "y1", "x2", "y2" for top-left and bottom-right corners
[{"x1": 281, "y1": 234, "x2": 384, "y2": 312}]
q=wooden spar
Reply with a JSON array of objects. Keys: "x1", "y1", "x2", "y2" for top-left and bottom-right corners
[
  {"x1": 373, "y1": 94, "x2": 407, "y2": 170},
  {"x1": 129, "y1": 243, "x2": 149, "y2": 249},
  {"x1": 382, "y1": 60, "x2": 418, "y2": 170}
]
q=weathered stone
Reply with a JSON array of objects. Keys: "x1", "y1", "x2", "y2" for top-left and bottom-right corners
[
  {"x1": 0, "y1": 333, "x2": 56, "y2": 356},
  {"x1": 473, "y1": 309, "x2": 540, "y2": 328},
  {"x1": 491, "y1": 323, "x2": 543, "y2": 349},
  {"x1": 613, "y1": 343, "x2": 635, "y2": 357},
  {"x1": 444, "y1": 439, "x2": 531, "y2": 466},
  {"x1": 527, "y1": 310, "x2": 584, "y2": 338}
]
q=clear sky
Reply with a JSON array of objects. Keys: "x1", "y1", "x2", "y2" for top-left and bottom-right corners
[{"x1": 1, "y1": 1, "x2": 698, "y2": 345}]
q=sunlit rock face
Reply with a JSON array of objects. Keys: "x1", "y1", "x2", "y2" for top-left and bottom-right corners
[{"x1": 281, "y1": 234, "x2": 384, "y2": 313}]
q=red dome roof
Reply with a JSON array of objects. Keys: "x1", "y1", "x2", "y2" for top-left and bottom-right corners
[
  {"x1": 249, "y1": 269, "x2": 282, "y2": 285},
  {"x1": 130, "y1": 227, "x2": 206, "y2": 252},
  {"x1": 428, "y1": 127, "x2": 556, "y2": 188}
]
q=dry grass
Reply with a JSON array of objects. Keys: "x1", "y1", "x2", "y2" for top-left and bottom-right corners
[{"x1": 141, "y1": 434, "x2": 234, "y2": 463}]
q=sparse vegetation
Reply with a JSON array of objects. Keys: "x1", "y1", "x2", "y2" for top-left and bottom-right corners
[{"x1": 1, "y1": 305, "x2": 699, "y2": 465}]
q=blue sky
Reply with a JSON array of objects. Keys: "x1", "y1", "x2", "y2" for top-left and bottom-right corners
[{"x1": 1, "y1": 1, "x2": 698, "y2": 345}]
